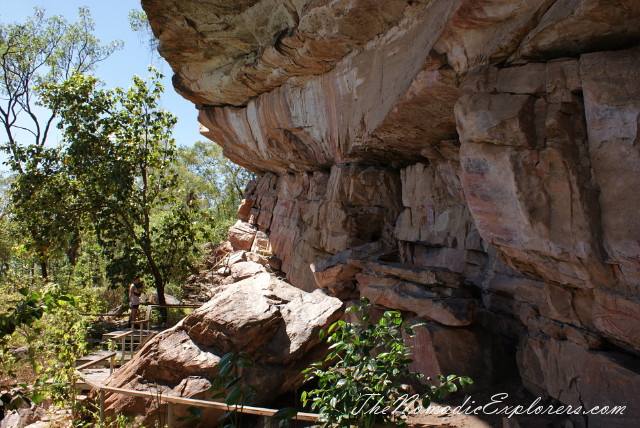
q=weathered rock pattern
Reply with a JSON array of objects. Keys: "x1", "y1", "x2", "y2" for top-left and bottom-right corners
[
  {"x1": 581, "y1": 49, "x2": 640, "y2": 295},
  {"x1": 103, "y1": 270, "x2": 343, "y2": 426},
  {"x1": 142, "y1": 0, "x2": 640, "y2": 426},
  {"x1": 518, "y1": 335, "x2": 640, "y2": 427}
]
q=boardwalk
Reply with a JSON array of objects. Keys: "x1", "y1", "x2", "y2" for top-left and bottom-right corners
[{"x1": 74, "y1": 313, "x2": 322, "y2": 427}]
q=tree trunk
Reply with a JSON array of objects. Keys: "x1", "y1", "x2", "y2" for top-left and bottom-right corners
[
  {"x1": 66, "y1": 234, "x2": 81, "y2": 266},
  {"x1": 145, "y1": 250, "x2": 167, "y2": 323},
  {"x1": 149, "y1": 261, "x2": 165, "y2": 305},
  {"x1": 40, "y1": 259, "x2": 48, "y2": 280}
]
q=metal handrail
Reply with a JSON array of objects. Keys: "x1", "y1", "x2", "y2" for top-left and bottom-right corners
[{"x1": 76, "y1": 370, "x2": 320, "y2": 427}]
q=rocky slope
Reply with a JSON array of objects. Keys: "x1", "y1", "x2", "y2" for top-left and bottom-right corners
[
  {"x1": 142, "y1": 0, "x2": 640, "y2": 426},
  {"x1": 102, "y1": 261, "x2": 343, "y2": 426}
]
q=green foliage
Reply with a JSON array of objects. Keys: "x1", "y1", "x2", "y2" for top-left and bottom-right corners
[
  {"x1": 176, "y1": 406, "x2": 202, "y2": 422},
  {"x1": 0, "y1": 283, "x2": 78, "y2": 346},
  {"x1": 209, "y1": 351, "x2": 297, "y2": 428},
  {"x1": 128, "y1": 9, "x2": 159, "y2": 56},
  {"x1": 302, "y1": 298, "x2": 473, "y2": 427},
  {"x1": 177, "y1": 141, "x2": 254, "y2": 207},
  {"x1": 105, "y1": 413, "x2": 138, "y2": 428},
  {"x1": 68, "y1": 229, "x2": 109, "y2": 291},
  {"x1": 1, "y1": 7, "x2": 251, "y2": 294},
  {"x1": 0, "y1": 7, "x2": 122, "y2": 278},
  {"x1": 77, "y1": 401, "x2": 139, "y2": 427},
  {"x1": 267, "y1": 407, "x2": 299, "y2": 428},
  {"x1": 0, "y1": 279, "x2": 84, "y2": 417},
  {"x1": 40, "y1": 284, "x2": 90, "y2": 405},
  {"x1": 0, "y1": 7, "x2": 122, "y2": 163},
  {"x1": 0, "y1": 8, "x2": 256, "y2": 424},
  {"x1": 210, "y1": 351, "x2": 258, "y2": 427},
  {"x1": 40, "y1": 68, "x2": 210, "y2": 301},
  {"x1": 9, "y1": 146, "x2": 81, "y2": 278},
  {"x1": 175, "y1": 141, "x2": 255, "y2": 243},
  {"x1": 0, "y1": 175, "x2": 15, "y2": 274},
  {"x1": 151, "y1": 196, "x2": 208, "y2": 288}
]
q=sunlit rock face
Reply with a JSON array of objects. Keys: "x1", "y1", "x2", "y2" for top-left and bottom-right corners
[
  {"x1": 143, "y1": 0, "x2": 640, "y2": 425},
  {"x1": 103, "y1": 271, "x2": 343, "y2": 427}
]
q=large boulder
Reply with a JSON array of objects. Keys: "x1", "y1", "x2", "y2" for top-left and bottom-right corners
[
  {"x1": 227, "y1": 220, "x2": 257, "y2": 252},
  {"x1": 0, "y1": 402, "x2": 47, "y2": 428},
  {"x1": 102, "y1": 272, "x2": 343, "y2": 427}
]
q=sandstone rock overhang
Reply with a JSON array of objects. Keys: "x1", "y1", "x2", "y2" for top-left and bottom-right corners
[{"x1": 142, "y1": 1, "x2": 640, "y2": 426}]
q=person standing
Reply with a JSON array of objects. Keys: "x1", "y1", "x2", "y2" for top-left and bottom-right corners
[{"x1": 128, "y1": 277, "x2": 144, "y2": 328}]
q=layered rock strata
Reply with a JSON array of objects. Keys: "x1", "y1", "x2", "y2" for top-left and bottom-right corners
[{"x1": 142, "y1": 0, "x2": 640, "y2": 426}]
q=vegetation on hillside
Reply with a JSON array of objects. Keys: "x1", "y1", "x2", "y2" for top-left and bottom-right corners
[{"x1": 0, "y1": 7, "x2": 254, "y2": 422}]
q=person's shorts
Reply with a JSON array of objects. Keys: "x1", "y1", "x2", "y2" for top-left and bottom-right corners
[{"x1": 129, "y1": 304, "x2": 139, "y2": 309}]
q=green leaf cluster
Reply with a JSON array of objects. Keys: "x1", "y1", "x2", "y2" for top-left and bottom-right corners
[
  {"x1": 0, "y1": 7, "x2": 122, "y2": 279},
  {"x1": 210, "y1": 351, "x2": 258, "y2": 427},
  {"x1": 0, "y1": 280, "x2": 84, "y2": 416},
  {"x1": 207, "y1": 351, "x2": 297, "y2": 428},
  {"x1": 302, "y1": 298, "x2": 473, "y2": 427},
  {"x1": 175, "y1": 141, "x2": 255, "y2": 242},
  {"x1": 38, "y1": 67, "x2": 211, "y2": 300}
]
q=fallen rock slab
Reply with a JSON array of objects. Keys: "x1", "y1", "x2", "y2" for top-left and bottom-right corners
[
  {"x1": 230, "y1": 260, "x2": 266, "y2": 280},
  {"x1": 227, "y1": 220, "x2": 257, "y2": 251},
  {"x1": 310, "y1": 241, "x2": 396, "y2": 294},
  {"x1": 353, "y1": 260, "x2": 464, "y2": 288}
]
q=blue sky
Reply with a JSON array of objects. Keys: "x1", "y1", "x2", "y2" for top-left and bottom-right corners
[{"x1": 0, "y1": 0, "x2": 205, "y2": 169}]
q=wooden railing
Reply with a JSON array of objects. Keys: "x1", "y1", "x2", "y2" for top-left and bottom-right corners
[
  {"x1": 76, "y1": 351, "x2": 117, "y2": 373},
  {"x1": 76, "y1": 370, "x2": 320, "y2": 427},
  {"x1": 108, "y1": 330, "x2": 137, "y2": 363},
  {"x1": 75, "y1": 304, "x2": 317, "y2": 426}
]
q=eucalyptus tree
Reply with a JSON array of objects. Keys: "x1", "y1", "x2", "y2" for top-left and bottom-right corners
[
  {"x1": 41, "y1": 68, "x2": 204, "y2": 306},
  {"x1": 0, "y1": 8, "x2": 122, "y2": 277}
]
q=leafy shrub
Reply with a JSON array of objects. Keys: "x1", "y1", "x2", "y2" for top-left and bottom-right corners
[
  {"x1": 302, "y1": 298, "x2": 472, "y2": 427},
  {"x1": 210, "y1": 351, "x2": 258, "y2": 428},
  {"x1": 0, "y1": 281, "x2": 85, "y2": 417}
]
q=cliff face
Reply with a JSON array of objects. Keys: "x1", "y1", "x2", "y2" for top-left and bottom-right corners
[{"x1": 143, "y1": 0, "x2": 640, "y2": 425}]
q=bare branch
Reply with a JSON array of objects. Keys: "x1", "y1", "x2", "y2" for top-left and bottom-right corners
[
  {"x1": 6, "y1": 124, "x2": 37, "y2": 139},
  {"x1": 41, "y1": 111, "x2": 57, "y2": 147},
  {"x1": 0, "y1": 8, "x2": 121, "y2": 172}
]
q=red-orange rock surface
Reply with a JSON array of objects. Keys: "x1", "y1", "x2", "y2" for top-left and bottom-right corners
[
  {"x1": 140, "y1": 0, "x2": 640, "y2": 426},
  {"x1": 102, "y1": 272, "x2": 343, "y2": 426}
]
